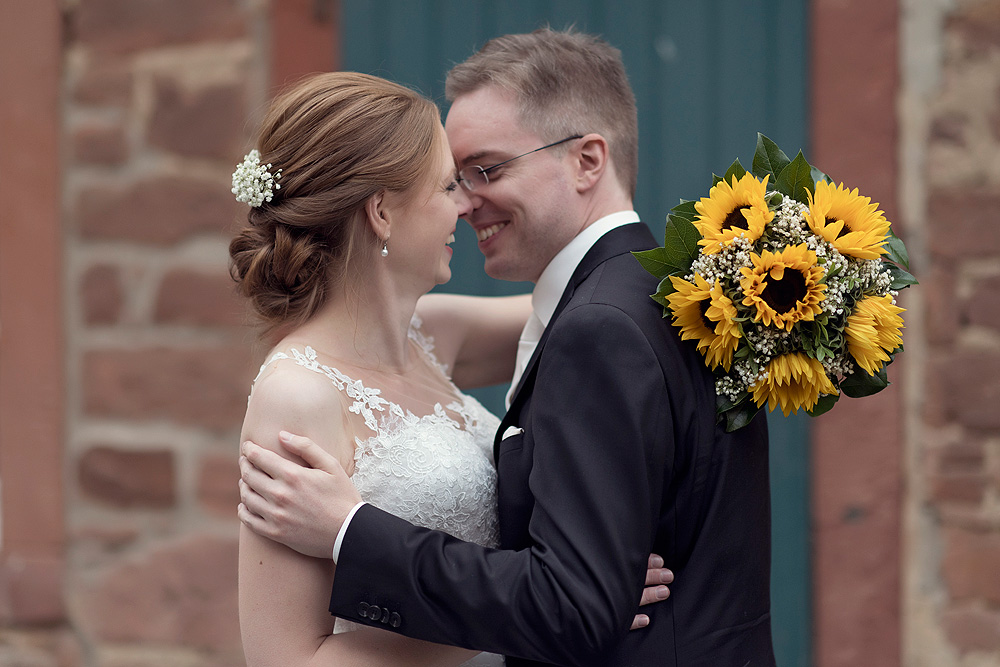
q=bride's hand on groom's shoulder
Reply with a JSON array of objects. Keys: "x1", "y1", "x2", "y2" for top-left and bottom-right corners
[
  {"x1": 238, "y1": 432, "x2": 361, "y2": 559},
  {"x1": 631, "y1": 553, "x2": 674, "y2": 630}
]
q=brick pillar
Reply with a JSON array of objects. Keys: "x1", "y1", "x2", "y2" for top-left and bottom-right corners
[
  {"x1": 901, "y1": 0, "x2": 1000, "y2": 664},
  {"x1": 0, "y1": 0, "x2": 67, "y2": 627},
  {"x1": 811, "y1": 1, "x2": 903, "y2": 665}
]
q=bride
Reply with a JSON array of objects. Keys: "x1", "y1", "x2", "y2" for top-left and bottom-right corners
[{"x1": 231, "y1": 72, "x2": 666, "y2": 666}]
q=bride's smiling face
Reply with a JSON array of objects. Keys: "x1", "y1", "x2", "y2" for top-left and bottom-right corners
[{"x1": 384, "y1": 125, "x2": 471, "y2": 291}]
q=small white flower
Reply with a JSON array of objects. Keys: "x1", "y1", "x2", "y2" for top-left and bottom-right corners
[{"x1": 232, "y1": 149, "x2": 283, "y2": 207}]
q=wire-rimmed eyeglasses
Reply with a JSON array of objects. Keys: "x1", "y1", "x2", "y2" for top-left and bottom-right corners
[{"x1": 457, "y1": 135, "x2": 584, "y2": 192}]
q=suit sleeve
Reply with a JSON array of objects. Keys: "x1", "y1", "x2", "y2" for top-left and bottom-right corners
[{"x1": 329, "y1": 303, "x2": 673, "y2": 665}]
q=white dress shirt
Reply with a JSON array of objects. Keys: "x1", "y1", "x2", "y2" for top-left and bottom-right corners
[{"x1": 334, "y1": 210, "x2": 641, "y2": 563}]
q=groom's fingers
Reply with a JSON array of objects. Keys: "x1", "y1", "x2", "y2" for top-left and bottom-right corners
[
  {"x1": 645, "y1": 566, "x2": 673, "y2": 586},
  {"x1": 630, "y1": 614, "x2": 649, "y2": 630},
  {"x1": 638, "y1": 584, "x2": 671, "y2": 607},
  {"x1": 278, "y1": 431, "x2": 338, "y2": 473}
]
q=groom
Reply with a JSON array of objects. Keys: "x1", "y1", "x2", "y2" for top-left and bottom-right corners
[{"x1": 240, "y1": 28, "x2": 774, "y2": 666}]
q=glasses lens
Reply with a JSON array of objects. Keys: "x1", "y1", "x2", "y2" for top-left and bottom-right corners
[{"x1": 459, "y1": 167, "x2": 487, "y2": 191}]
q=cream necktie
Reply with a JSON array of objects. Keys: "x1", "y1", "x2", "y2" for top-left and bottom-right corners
[{"x1": 505, "y1": 311, "x2": 544, "y2": 409}]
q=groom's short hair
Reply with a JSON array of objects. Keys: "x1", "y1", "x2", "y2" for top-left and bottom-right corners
[{"x1": 446, "y1": 27, "x2": 639, "y2": 198}]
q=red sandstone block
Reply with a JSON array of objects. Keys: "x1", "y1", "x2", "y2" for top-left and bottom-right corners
[
  {"x1": 147, "y1": 76, "x2": 247, "y2": 160},
  {"x1": 943, "y1": 527, "x2": 1000, "y2": 604},
  {"x1": 0, "y1": 554, "x2": 66, "y2": 624},
  {"x1": 943, "y1": 605, "x2": 1000, "y2": 653},
  {"x1": 939, "y1": 351, "x2": 1000, "y2": 429},
  {"x1": 947, "y1": 0, "x2": 1000, "y2": 55},
  {"x1": 929, "y1": 471, "x2": 989, "y2": 505},
  {"x1": 964, "y1": 275, "x2": 1000, "y2": 332},
  {"x1": 72, "y1": 59, "x2": 133, "y2": 107},
  {"x1": 197, "y1": 453, "x2": 239, "y2": 517},
  {"x1": 73, "y1": 0, "x2": 247, "y2": 56},
  {"x1": 927, "y1": 188, "x2": 1000, "y2": 259},
  {"x1": 934, "y1": 440, "x2": 986, "y2": 474},
  {"x1": 71, "y1": 121, "x2": 128, "y2": 165},
  {"x1": 78, "y1": 446, "x2": 176, "y2": 508},
  {"x1": 154, "y1": 269, "x2": 244, "y2": 328},
  {"x1": 76, "y1": 175, "x2": 242, "y2": 245},
  {"x1": 83, "y1": 346, "x2": 253, "y2": 432},
  {"x1": 74, "y1": 535, "x2": 240, "y2": 650},
  {"x1": 80, "y1": 264, "x2": 123, "y2": 325},
  {"x1": 922, "y1": 264, "x2": 960, "y2": 345}
]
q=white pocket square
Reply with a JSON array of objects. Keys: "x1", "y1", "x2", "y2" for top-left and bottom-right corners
[{"x1": 502, "y1": 426, "x2": 524, "y2": 440}]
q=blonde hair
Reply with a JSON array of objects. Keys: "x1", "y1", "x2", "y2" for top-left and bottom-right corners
[
  {"x1": 446, "y1": 27, "x2": 638, "y2": 197},
  {"x1": 229, "y1": 72, "x2": 442, "y2": 338}
]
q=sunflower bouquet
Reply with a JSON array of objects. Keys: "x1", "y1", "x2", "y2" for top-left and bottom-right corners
[{"x1": 634, "y1": 134, "x2": 916, "y2": 431}]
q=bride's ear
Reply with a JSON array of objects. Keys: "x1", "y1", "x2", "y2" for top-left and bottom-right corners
[{"x1": 364, "y1": 191, "x2": 391, "y2": 241}]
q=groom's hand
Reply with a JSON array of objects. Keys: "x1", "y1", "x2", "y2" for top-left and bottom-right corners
[{"x1": 238, "y1": 431, "x2": 362, "y2": 559}]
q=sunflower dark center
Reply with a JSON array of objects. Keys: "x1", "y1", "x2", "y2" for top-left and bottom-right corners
[
  {"x1": 761, "y1": 268, "x2": 807, "y2": 313},
  {"x1": 699, "y1": 300, "x2": 715, "y2": 333},
  {"x1": 722, "y1": 205, "x2": 751, "y2": 232}
]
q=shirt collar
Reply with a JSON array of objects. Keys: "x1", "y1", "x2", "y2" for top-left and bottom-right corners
[{"x1": 532, "y1": 210, "x2": 640, "y2": 326}]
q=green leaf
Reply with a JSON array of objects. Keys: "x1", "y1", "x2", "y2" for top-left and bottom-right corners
[
  {"x1": 722, "y1": 403, "x2": 760, "y2": 432},
  {"x1": 661, "y1": 214, "x2": 702, "y2": 268},
  {"x1": 884, "y1": 229, "x2": 910, "y2": 270},
  {"x1": 632, "y1": 247, "x2": 673, "y2": 279},
  {"x1": 807, "y1": 392, "x2": 840, "y2": 417},
  {"x1": 670, "y1": 199, "x2": 699, "y2": 223},
  {"x1": 885, "y1": 262, "x2": 918, "y2": 290},
  {"x1": 810, "y1": 166, "x2": 830, "y2": 186},
  {"x1": 722, "y1": 158, "x2": 748, "y2": 184},
  {"x1": 774, "y1": 150, "x2": 815, "y2": 204},
  {"x1": 841, "y1": 365, "x2": 890, "y2": 398},
  {"x1": 752, "y1": 133, "x2": 791, "y2": 183},
  {"x1": 650, "y1": 274, "x2": 678, "y2": 308}
]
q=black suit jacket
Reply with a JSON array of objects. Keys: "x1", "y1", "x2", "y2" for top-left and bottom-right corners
[{"x1": 329, "y1": 223, "x2": 775, "y2": 666}]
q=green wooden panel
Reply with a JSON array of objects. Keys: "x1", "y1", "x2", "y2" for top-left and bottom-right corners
[{"x1": 342, "y1": 3, "x2": 811, "y2": 664}]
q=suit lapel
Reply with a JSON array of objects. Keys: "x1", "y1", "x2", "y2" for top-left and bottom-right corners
[{"x1": 495, "y1": 223, "x2": 657, "y2": 451}]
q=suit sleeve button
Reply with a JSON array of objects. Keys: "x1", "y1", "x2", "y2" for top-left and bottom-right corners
[
  {"x1": 357, "y1": 602, "x2": 369, "y2": 618},
  {"x1": 389, "y1": 612, "x2": 401, "y2": 628},
  {"x1": 380, "y1": 607, "x2": 391, "y2": 624},
  {"x1": 368, "y1": 606, "x2": 381, "y2": 622}
]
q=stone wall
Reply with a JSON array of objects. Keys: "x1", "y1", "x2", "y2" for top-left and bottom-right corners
[
  {"x1": 902, "y1": 0, "x2": 1000, "y2": 665},
  {"x1": 61, "y1": 0, "x2": 266, "y2": 664}
]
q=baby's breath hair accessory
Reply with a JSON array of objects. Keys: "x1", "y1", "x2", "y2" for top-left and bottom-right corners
[{"x1": 232, "y1": 149, "x2": 282, "y2": 207}]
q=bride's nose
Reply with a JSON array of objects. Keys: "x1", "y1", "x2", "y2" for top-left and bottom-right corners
[{"x1": 454, "y1": 185, "x2": 474, "y2": 218}]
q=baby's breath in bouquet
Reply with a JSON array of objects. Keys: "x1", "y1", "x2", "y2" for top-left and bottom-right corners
[{"x1": 635, "y1": 134, "x2": 917, "y2": 431}]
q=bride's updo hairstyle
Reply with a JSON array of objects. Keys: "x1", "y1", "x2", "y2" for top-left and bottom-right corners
[{"x1": 229, "y1": 72, "x2": 442, "y2": 337}]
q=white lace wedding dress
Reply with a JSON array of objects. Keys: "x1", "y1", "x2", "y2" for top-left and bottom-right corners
[{"x1": 253, "y1": 316, "x2": 504, "y2": 667}]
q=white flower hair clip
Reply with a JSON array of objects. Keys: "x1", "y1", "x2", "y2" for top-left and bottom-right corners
[{"x1": 232, "y1": 149, "x2": 282, "y2": 207}]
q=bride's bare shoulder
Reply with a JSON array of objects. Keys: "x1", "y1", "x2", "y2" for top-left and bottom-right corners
[{"x1": 243, "y1": 346, "x2": 355, "y2": 466}]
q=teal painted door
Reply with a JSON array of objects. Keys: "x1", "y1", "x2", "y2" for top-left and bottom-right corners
[{"x1": 341, "y1": 2, "x2": 811, "y2": 664}]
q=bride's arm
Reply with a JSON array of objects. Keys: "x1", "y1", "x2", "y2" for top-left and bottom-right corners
[
  {"x1": 416, "y1": 293, "x2": 531, "y2": 390},
  {"x1": 239, "y1": 365, "x2": 479, "y2": 667}
]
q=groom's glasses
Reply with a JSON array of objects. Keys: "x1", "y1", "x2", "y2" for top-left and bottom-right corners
[{"x1": 457, "y1": 135, "x2": 584, "y2": 192}]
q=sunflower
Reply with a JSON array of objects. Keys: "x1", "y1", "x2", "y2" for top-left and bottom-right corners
[
  {"x1": 693, "y1": 173, "x2": 774, "y2": 254},
  {"x1": 739, "y1": 244, "x2": 826, "y2": 332},
  {"x1": 805, "y1": 181, "x2": 891, "y2": 260},
  {"x1": 751, "y1": 352, "x2": 838, "y2": 416},
  {"x1": 845, "y1": 294, "x2": 905, "y2": 375},
  {"x1": 667, "y1": 275, "x2": 741, "y2": 371}
]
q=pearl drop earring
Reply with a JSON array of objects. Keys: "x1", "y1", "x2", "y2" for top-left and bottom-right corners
[{"x1": 381, "y1": 240, "x2": 388, "y2": 257}]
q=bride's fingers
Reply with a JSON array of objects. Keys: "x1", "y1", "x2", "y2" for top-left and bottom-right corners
[{"x1": 638, "y1": 585, "x2": 670, "y2": 607}]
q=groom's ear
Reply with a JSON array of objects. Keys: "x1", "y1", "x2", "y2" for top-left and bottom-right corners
[
  {"x1": 364, "y1": 191, "x2": 391, "y2": 239},
  {"x1": 573, "y1": 133, "x2": 609, "y2": 193}
]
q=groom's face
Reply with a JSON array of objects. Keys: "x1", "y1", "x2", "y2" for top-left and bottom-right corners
[{"x1": 445, "y1": 86, "x2": 580, "y2": 283}]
